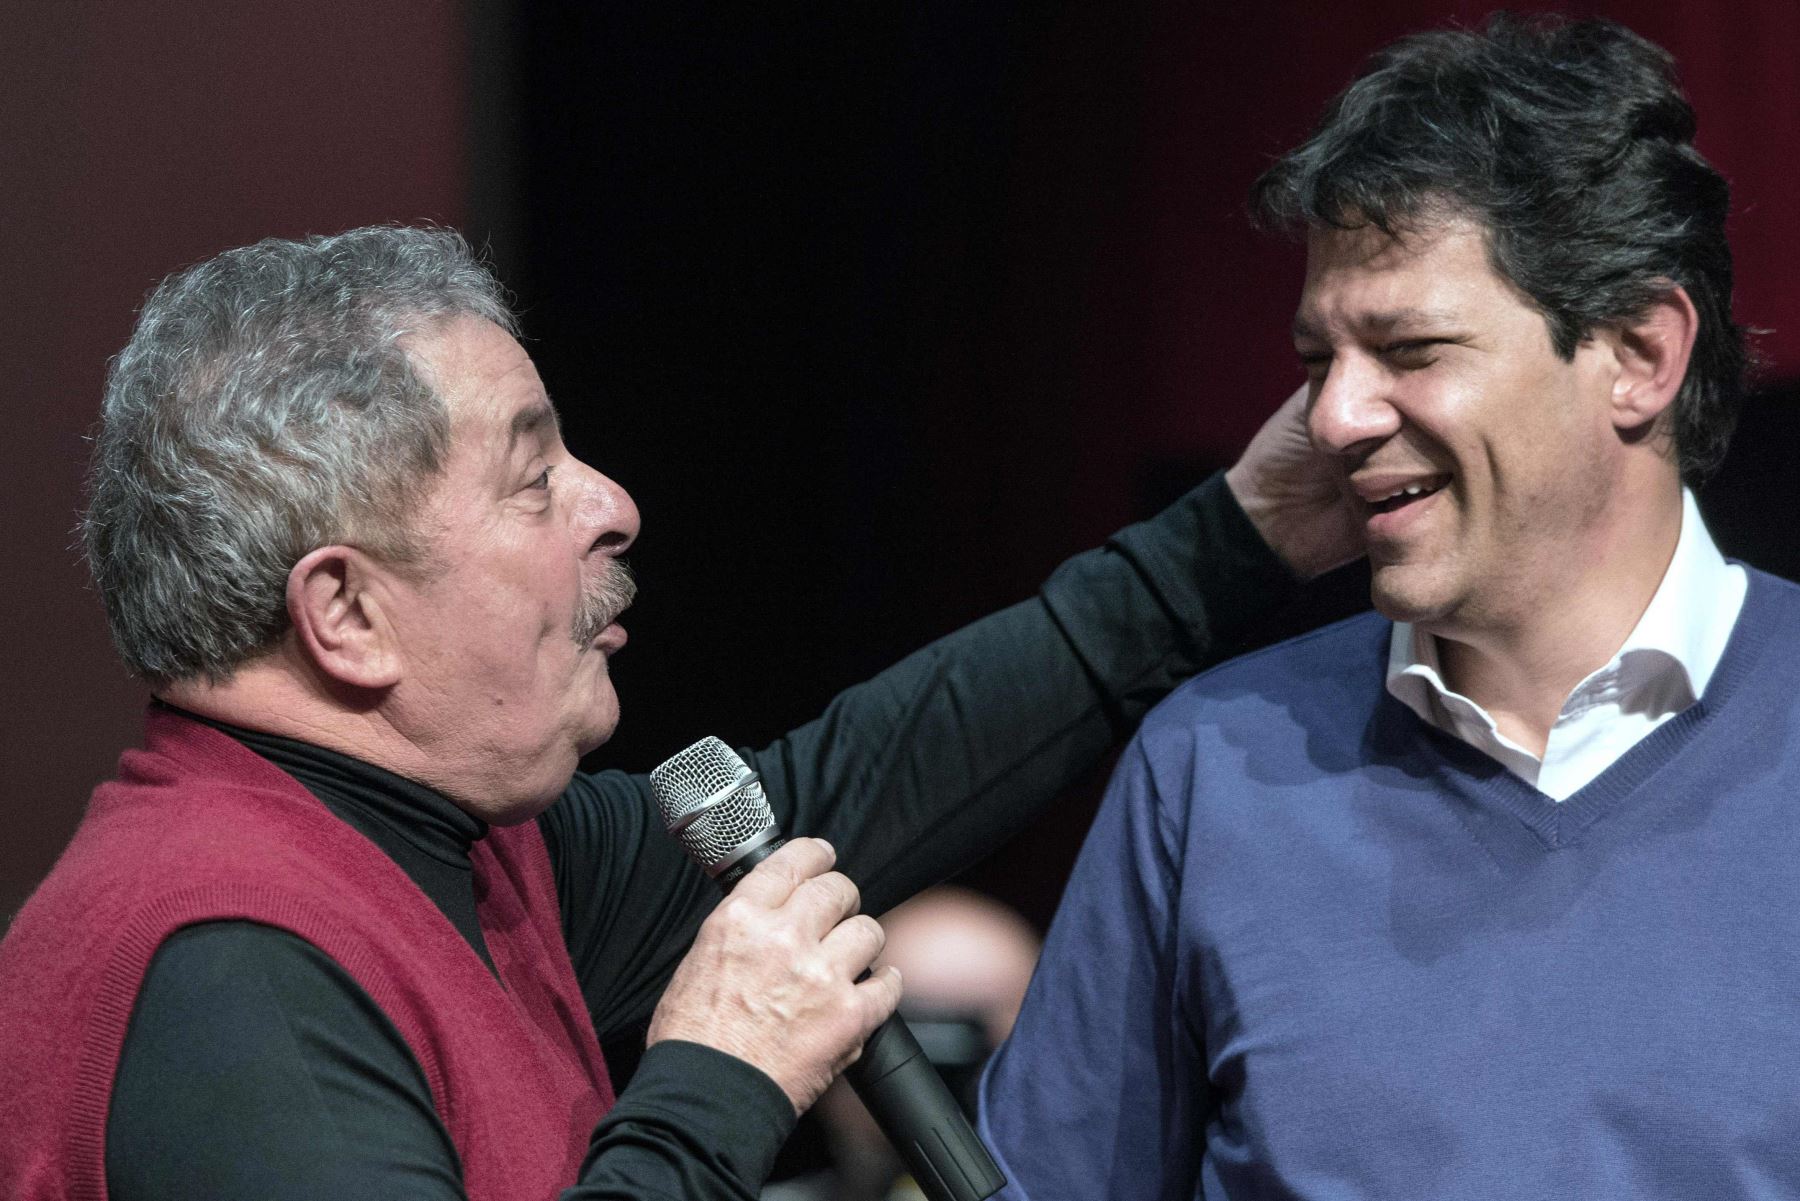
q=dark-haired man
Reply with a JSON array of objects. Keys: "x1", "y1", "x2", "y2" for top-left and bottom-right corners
[{"x1": 981, "y1": 16, "x2": 1784, "y2": 1199}]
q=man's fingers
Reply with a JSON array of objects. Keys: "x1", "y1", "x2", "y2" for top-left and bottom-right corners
[
  {"x1": 729, "y1": 837, "x2": 836, "y2": 907},
  {"x1": 786, "y1": 871, "x2": 863, "y2": 939},
  {"x1": 853, "y1": 963, "x2": 905, "y2": 1036},
  {"x1": 652, "y1": 861, "x2": 903, "y2": 1115},
  {"x1": 819, "y1": 911, "x2": 886, "y2": 977}
]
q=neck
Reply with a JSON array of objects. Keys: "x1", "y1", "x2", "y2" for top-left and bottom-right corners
[
  {"x1": 158, "y1": 643, "x2": 570, "y2": 825},
  {"x1": 1430, "y1": 477, "x2": 1685, "y2": 757},
  {"x1": 159, "y1": 643, "x2": 451, "y2": 807}
]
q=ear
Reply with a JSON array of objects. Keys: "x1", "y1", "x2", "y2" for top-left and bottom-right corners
[
  {"x1": 285, "y1": 546, "x2": 404, "y2": 690},
  {"x1": 1608, "y1": 285, "x2": 1699, "y2": 436}
]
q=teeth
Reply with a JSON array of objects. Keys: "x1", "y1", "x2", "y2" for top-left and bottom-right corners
[{"x1": 1378, "y1": 481, "x2": 1437, "y2": 502}]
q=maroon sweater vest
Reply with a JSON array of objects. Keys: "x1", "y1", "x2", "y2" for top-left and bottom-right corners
[{"x1": 0, "y1": 708, "x2": 615, "y2": 1201}]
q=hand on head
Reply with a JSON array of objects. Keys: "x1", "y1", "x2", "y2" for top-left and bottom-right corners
[
  {"x1": 1225, "y1": 384, "x2": 1363, "y2": 580},
  {"x1": 646, "y1": 838, "x2": 903, "y2": 1115}
]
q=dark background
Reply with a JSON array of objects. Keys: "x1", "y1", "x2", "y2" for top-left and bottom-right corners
[{"x1": 6, "y1": 0, "x2": 1798, "y2": 931}]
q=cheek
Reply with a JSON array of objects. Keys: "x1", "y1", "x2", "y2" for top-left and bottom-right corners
[
  {"x1": 1480, "y1": 383, "x2": 1611, "y2": 537},
  {"x1": 501, "y1": 554, "x2": 582, "y2": 643},
  {"x1": 448, "y1": 586, "x2": 564, "y2": 697}
]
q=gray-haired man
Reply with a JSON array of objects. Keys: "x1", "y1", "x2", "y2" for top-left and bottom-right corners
[{"x1": 0, "y1": 225, "x2": 1348, "y2": 1199}]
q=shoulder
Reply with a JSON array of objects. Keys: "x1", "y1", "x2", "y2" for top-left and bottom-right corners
[
  {"x1": 1716, "y1": 565, "x2": 1800, "y2": 669},
  {"x1": 1105, "y1": 612, "x2": 1392, "y2": 832},
  {"x1": 1743, "y1": 565, "x2": 1800, "y2": 613},
  {"x1": 4, "y1": 761, "x2": 461, "y2": 1028},
  {"x1": 1139, "y1": 610, "x2": 1390, "y2": 745},
  {"x1": 1693, "y1": 566, "x2": 1800, "y2": 708},
  {"x1": 109, "y1": 922, "x2": 451, "y2": 1200},
  {"x1": 131, "y1": 921, "x2": 401, "y2": 1034}
]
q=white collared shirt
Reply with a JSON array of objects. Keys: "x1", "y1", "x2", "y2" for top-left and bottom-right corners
[{"x1": 1385, "y1": 489, "x2": 1746, "y2": 801}]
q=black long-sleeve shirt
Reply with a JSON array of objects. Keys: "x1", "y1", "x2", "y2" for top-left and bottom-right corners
[{"x1": 106, "y1": 474, "x2": 1297, "y2": 1199}]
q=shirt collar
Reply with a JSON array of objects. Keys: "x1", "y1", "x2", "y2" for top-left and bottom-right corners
[{"x1": 1386, "y1": 488, "x2": 1739, "y2": 732}]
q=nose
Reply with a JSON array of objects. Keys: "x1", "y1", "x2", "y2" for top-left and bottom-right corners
[
  {"x1": 1306, "y1": 358, "x2": 1402, "y2": 457},
  {"x1": 572, "y1": 460, "x2": 640, "y2": 558}
]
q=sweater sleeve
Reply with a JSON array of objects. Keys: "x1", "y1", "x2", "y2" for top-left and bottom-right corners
[
  {"x1": 107, "y1": 923, "x2": 804, "y2": 1201},
  {"x1": 107, "y1": 922, "x2": 464, "y2": 1201},
  {"x1": 543, "y1": 472, "x2": 1295, "y2": 1036},
  {"x1": 976, "y1": 735, "x2": 1205, "y2": 1201},
  {"x1": 748, "y1": 471, "x2": 1297, "y2": 917},
  {"x1": 540, "y1": 473, "x2": 1292, "y2": 1195},
  {"x1": 567, "y1": 1040, "x2": 798, "y2": 1200}
]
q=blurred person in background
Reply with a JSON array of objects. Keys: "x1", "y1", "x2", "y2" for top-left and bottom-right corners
[{"x1": 766, "y1": 886, "x2": 1041, "y2": 1201}]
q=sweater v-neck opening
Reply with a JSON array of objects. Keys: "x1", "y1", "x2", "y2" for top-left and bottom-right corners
[{"x1": 1395, "y1": 568, "x2": 1772, "y2": 853}]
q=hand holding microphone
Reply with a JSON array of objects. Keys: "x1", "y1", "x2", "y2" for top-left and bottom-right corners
[
  {"x1": 649, "y1": 737, "x2": 1006, "y2": 1201},
  {"x1": 646, "y1": 835, "x2": 902, "y2": 1115}
]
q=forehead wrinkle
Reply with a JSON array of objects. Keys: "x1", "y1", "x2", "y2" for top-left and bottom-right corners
[
  {"x1": 1293, "y1": 306, "x2": 1465, "y2": 344},
  {"x1": 1362, "y1": 306, "x2": 1463, "y2": 333}
]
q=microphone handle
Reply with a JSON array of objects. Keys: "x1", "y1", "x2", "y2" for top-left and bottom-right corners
[
  {"x1": 712, "y1": 835, "x2": 1006, "y2": 1201},
  {"x1": 842, "y1": 1011, "x2": 1007, "y2": 1201},
  {"x1": 713, "y1": 835, "x2": 787, "y2": 891}
]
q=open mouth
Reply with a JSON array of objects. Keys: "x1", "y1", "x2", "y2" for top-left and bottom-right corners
[{"x1": 1369, "y1": 474, "x2": 1450, "y2": 515}]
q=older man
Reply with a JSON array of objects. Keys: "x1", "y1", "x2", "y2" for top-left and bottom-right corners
[
  {"x1": 0, "y1": 226, "x2": 1345, "y2": 1200},
  {"x1": 980, "y1": 15, "x2": 1781, "y2": 1200}
]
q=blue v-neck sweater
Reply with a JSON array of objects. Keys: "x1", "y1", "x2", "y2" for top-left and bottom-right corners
[{"x1": 982, "y1": 568, "x2": 1800, "y2": 1200}]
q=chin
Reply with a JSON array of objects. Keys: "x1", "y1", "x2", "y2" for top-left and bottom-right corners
[
  {"x1": 578, "y1": 706, "x2": 620, "y2": 755},
  {"x1": 486, "y1": 741, "x2": 594, "y2": 826},
  {"x1": 563, "y1": 673, "x2": 621, "y2": 755},
  {"x1": 1368, "y1": 563, "x2": 1455, "y2": 627}
]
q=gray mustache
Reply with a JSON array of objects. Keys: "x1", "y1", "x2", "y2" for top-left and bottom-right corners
[{"x1": 572, "y1": 559, "x2": 638, "y2": 646}]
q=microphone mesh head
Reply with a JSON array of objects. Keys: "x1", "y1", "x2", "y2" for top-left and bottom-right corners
[{"x1": 649, "y1": 736, "x2": 777, "y2": 872}]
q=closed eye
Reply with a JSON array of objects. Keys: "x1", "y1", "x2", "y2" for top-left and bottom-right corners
[
  {"x1": 1380, "y1": 339, "x2": 1448, "y2": 368},
  {"x1": 1296, "y1": 350, "x2": 1332, "y2": 382}
]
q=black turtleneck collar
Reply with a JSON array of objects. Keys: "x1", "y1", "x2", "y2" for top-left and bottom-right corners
[{"x1": 157, "y1": 702, "x2": 497, "y2": 974}]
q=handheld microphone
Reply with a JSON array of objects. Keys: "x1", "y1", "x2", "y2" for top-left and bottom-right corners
[{"x1": 650, "y1": 736, "x2": 1006, "y2": 1201}]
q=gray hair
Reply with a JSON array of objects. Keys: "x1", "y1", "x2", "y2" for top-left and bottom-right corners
[{"x1": 82, "y1": 225, "x2": 518, "y2": 687}]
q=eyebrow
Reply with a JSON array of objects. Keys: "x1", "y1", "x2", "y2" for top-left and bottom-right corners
[
  {"x1": 1292, "y1": 307, "x2": 1461, "y2": 342},
  {"x1": 507, "y1": 401, "x2": 561, "y2": 453}
]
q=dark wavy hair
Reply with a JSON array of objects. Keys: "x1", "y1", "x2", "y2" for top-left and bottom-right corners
[{"x1": 1252, "y1": 14, "x2": 1750, "y2": 483}]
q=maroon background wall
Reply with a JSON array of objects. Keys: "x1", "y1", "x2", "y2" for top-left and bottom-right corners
[
  {"x1": 0, "y1": 6, "x2": 469, "y2": 919},
  {"x1": 4, "y1": 1, "x2": 1798, "y2": 926}
]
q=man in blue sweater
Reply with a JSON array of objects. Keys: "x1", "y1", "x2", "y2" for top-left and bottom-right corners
[{"x1": 979, "y1": 16, "x2": 1788, "y2": 1199}]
